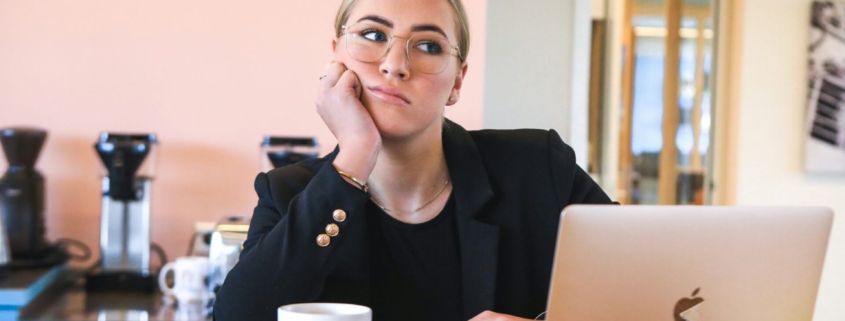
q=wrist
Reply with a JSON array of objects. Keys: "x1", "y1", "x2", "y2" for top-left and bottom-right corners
[
  {"x1": 333, "y1": 140, "x2": 380, "y2": 184},
  {"x1": 336, "y1": 170, "x2": 369, "y2": 193}
]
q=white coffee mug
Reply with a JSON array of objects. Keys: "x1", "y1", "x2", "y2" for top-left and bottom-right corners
[
  {"x1": 158, "y1": 256, "x2": 209, "y2": 304},
  {"x1": 278, "y1": 303, "x2": 372, "y2": 321}
]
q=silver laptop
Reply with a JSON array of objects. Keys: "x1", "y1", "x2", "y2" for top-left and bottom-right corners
[{"x1": 546, "y1": 205, "x2": 833, "y2": 321}]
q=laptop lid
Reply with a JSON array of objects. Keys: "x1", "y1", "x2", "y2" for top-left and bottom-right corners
[{"x1": 546, "y1": 205, "x2": 833, "y2": 321}]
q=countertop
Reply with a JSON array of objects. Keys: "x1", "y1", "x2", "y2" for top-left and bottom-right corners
[{"x1": 17, "y1": 269, "x2": 213, "y2": 321}]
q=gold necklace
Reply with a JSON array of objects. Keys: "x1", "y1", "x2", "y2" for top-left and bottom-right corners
[{"x1": 370, "y1": 180, "x2": 451, "y2": 215}]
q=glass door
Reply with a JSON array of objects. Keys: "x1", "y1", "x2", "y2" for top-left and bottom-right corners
[{"x1": 591, "y1": 0, "x2": 718, "y2": 205}]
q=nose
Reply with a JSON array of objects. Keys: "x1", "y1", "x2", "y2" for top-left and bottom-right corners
[{"x1": 379, "y1": 37, "x2": 411, "y2": 80}]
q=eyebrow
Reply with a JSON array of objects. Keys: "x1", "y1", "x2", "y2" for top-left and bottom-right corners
[
  {"x1": 357, "y1": 15, "x2": 393, "y2": 28},
  {"x1": 356, "y1": 15, "x2": 450, "y2": 40},
  {"x1": 411, "y1": 24, "x2": 449, "y2": 39}
]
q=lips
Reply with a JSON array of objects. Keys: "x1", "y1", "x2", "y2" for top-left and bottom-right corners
[{"x1": 367, "y1": 85, "x2": 411, "y2": 105}]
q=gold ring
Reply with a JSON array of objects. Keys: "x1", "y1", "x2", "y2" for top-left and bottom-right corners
[{"x1": 319, "y1": 75, "x2": 327, "y2": 80}]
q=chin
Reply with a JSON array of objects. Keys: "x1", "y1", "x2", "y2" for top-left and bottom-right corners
[
  {"x1": 369, "y1": 107, "x2": 440, "y2": 142},
  {"x1": 372, "y1": 116, "x2": 418, "y2": 141}
]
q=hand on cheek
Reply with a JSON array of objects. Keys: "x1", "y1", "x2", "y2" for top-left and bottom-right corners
[{"x1": 315, "y1": 61, "x2": 381, "y2": 184}]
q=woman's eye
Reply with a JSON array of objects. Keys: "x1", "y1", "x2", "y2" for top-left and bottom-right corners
[
  {"x1": 361, "y1": 30, "x2": 388, "y2": 42},
  {"x1": 415, "y1": 41, "x2": 444, "y2": 54}
]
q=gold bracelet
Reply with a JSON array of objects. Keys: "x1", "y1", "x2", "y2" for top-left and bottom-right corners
[{"x1": 337, "y1": 170, "x2": 369, "y2": 193}]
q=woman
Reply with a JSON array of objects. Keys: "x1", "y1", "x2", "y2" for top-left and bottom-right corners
[{"x1": 213, "y1": 0, "x2": 613, "y2": 320}]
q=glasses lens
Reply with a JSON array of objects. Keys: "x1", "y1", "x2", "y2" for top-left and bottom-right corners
[
  {"x1": 408, "y1": 34, "x2": 453, "y2": 74},
  {"x1": 344, "y1": 23, "x2": 456, "y2": 74},
  {"x1": 345, "y1": 23, "x2": 390, "y2": 63}
]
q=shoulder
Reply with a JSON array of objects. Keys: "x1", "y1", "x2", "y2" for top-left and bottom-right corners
[
  {"x1": 464, "y1": 128, "x2": 585, "y2": 206},
  {"x1": 467, "y1": 128, "x2": 575, "y2": 166},
  {"x1": 461, "y1": 127, "x2": 611, "y2": 207},
  {"x1": 258, "y1": 155, "x2": 332, "y2": 202},
  {"x1": 264, "y1": 156, "x2": 326, "y2": 184}
]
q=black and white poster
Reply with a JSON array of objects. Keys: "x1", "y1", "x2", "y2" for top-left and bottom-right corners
[{"x1": 807, "y1": 1, "x2": 845, "y2": 173}]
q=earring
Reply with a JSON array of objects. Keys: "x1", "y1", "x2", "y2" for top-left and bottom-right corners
[{"x1": 449, "y1": 97, "x2": 456, "y2": 102}]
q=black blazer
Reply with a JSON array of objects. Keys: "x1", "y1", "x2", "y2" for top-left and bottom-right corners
[{"x1": 213, "y1": 120, "x2": 613, "y2": 321}]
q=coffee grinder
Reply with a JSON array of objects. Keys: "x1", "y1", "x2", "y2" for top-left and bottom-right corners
[
  {"x1": 261, "y1": 136, "x2": 319, "y2": 172},
  {"x1": 0, "y1": 128, "x2": 68, "y2": 269},
  {"x1": 87, "y1": 133, "x2": 157, "y2": 292}
]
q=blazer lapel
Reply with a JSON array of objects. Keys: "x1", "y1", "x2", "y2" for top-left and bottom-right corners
[{"x1": 442, "y1": 119, "x2": 500, "y2": 319}]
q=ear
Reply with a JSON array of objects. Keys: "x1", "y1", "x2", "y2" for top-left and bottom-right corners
[
  {"x1": 446, "y1": 62, "x2": 469, "y2": 106},
  {"x1": 332, "y1": 38, "x2": 338, "y2": 53}
]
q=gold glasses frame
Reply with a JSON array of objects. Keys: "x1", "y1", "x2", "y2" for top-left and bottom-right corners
[{"x1": 340, "y1": 23, "x2": 462, "y2": 74}]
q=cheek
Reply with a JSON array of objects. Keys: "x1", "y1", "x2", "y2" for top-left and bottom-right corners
[
  {"x1": 334, "y1": 44, "x2": 375, "y2": 77},
  {"x1": 419, "y1": 77, "x2": 456, "y2": 102}
]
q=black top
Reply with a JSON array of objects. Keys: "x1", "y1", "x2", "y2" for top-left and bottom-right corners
[
  {"x1": 213, "y1": 120, "x2": 615, "y2": 321},
  {"x1": 368, "y1": 194, "x2": 463, "y2": 321}
]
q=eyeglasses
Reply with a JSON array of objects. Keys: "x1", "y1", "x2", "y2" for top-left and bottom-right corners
[{"x1": 341, "y1": 23, "x2": 461, "y2": 75}]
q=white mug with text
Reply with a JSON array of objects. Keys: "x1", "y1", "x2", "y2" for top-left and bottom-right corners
[{"x1": 158, "y1": 256, "x2": 209, "y2": 304}]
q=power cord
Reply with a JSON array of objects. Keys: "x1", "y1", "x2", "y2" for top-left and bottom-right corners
[
  {"x1": 150, "y1": 242, "x2": 168, "y2": 275},
  {"x1": 56, "y1": 238, "x2": 92, "y2": 262},
  {"x1": 56, "y1": 240, "x2": 169, "y2": 275}
]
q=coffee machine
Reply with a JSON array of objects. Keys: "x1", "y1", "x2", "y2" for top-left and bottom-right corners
[
  {"x1": 87, "y1": 133, "x2": 157, "y2": 292},
  {"x1": 261, "y1": 136, "x2": 319, "y2": 172},
  {"x1": 0, "y1": 128, "x2": 67, "y2": 269}
]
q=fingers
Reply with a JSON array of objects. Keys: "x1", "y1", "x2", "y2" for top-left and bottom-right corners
[
  {"x1": 321, "y1": 61, "x2": 362, "y2": 98},
  {"x1": 321, "y1": 61, "x2": 347, "y2": 88},
  {"x1": 467, "y1": 310, "x2": 492, "y2": 321},
  {"x1": 468, "y1": 311, "x2": 529, "y2": 321},
  {"x1": 336, "y1": 69, "x2": 362, "y2": 98}
]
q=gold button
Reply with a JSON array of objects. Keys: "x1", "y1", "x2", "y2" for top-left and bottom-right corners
[
  {"x1": 316, "y1": 234, "x2": 331, "y2": 247},
  {"x1": 326, "y1": 223, "x2": 339, "y2": 237},
  {"x1": 332, "y1": 209, "x2": 347, "y2": 222}
]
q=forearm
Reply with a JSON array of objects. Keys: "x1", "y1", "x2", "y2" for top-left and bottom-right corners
[{"x1": 333, "y1": 140, "x2": 381, "y2": 189}]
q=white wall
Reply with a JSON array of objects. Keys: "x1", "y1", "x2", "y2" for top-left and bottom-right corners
[
  {"x1": 482, "y1": 0, "x2": 592, "y2": 167},
  {"x1": 592, "y1": 0, "x2": 606, "y2": 19},
  {"x1": 732, "y1": 0, "x2": 845, "y2": 319}
]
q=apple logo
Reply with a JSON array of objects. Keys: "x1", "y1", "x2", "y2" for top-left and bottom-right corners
[{"x1": 674, "y1": 288, "x2": 704, "y2": 321}]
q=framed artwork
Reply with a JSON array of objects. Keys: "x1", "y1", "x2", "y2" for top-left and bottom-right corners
[{"x1": 807, "y1": 1, "x2": 845, "y2": 173}]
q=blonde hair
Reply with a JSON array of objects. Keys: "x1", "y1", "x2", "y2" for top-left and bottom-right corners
[{"x1": 333, "y1": 0, "x2": 470, "y2": 62}]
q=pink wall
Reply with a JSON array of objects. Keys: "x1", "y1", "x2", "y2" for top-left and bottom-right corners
[{"x1": 0, "y1": 0, "x2": 486, "y2": 266}]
